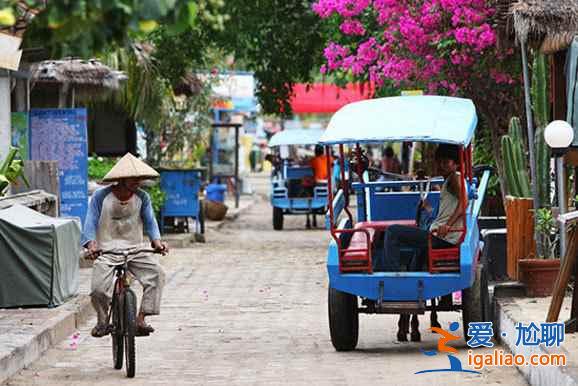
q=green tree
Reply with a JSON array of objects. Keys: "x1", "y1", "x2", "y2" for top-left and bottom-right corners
[
  {"x1": 0, "y1": 0, "x2": 200, "y2": 56},
  {"x1": 215, "y1": 0, "x2": 327, "y2": 116}
]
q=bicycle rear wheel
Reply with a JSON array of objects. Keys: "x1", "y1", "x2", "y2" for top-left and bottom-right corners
[
  {"x1": 123, "y1": 289, "x2": 137, "y2": 378},
  {"x1": 111, "y1": 296, "x2": 123, "y2": 370}
]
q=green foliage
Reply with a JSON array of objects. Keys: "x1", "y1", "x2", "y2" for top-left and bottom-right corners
[
  {"x1": 216, "y1": 0, "x2": 326, "y2": 116},
  {"x1": 535, "y1": 207, "x2": 558, "y2": 259},
  {"x1": 473, "y1": 126, "x2": 500, "y2": 197},
  {"x1": 0, "y1": 147, "x2": 29, "y2": 197},
  {"x1": 531, "y1": 53, "x2": 551, "y2": 207},
  {"x1": 143, "y1": 183, "x2": 166, "y2": 217},
  {"x1": 99, "y1": 35, "x2": 214, "y2": 165},
  {"x1": 10, "y1": 0, "x2": 200, "y2": 57},
  {"x1": 88, "y1": 156, "x2": 117, "y2": 181},
  {"x1": 501, "y1": 117, "x2": 531, "y2": 197},
  {"x1": 149, "y1": 1, "x2": 227, "y2": 87}
]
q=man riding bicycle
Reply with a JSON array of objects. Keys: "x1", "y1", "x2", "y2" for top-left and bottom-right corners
[{"x1": 82, "y1": 153, "x2": 168, "y2": 338}]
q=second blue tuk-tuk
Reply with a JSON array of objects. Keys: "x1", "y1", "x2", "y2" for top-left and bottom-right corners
[
  {"x1": 268, "y1": 128, "x2": 329, "y2": 230},
  {"x1": 321, "y1": 96, "x2": 491, "y2": 350}
]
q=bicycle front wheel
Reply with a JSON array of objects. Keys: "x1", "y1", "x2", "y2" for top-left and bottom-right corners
[
  {"x1": 111, "y1": 295, "x2": 123, "y2": 370},
  {"x1": 123, "y1": 289, "x2": 137, "y2": 378}
]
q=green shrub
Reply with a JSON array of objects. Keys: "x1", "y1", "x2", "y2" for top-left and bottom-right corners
[
  {"x1": 88, "y1": 156, "x2": 117, "y2": 180},
  {"x1": 144, "y1": 183, "x2": 166, "y2": 217}
]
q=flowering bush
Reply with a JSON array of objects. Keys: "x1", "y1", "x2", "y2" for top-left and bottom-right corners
[
  {"x1": 313, "y1": 0, "x2": 517, "y2": 95},
  {"x1": 313, "y1": 0, "x2": 525, "y2": 205}
]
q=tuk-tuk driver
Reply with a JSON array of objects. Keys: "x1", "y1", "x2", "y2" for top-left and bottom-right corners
[
  {"x1": 82, "y1": 153, "x2": 168, "y2": 338},
  {"x1": 379, "y1": 144, "x2": 465, "y2": 271},
  {"x1": 310, "y1": 145, "x2": 331, "y2": 183}
]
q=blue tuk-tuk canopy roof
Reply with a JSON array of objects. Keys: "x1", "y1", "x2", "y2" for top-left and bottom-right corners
[
  {"x1": 319, "y1": 96, "x2": 477, "y2": 146},
  {"x1": 268, "y1": 128, "x2": 325, "y2": 147}
]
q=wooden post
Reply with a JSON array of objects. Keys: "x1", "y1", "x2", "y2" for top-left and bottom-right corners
[
  {"x1": 547, "y1": 224, "x2": 578, "y2": 323},
  {"x1": 505, "y1": 196, "x2": 536, "y2": 279},
  {"x1": 11, "y1": 161, "x2": 60, "y2": 215},
  {"x1": 58, "y1": 83, "x2": 69, "y2": 108}
]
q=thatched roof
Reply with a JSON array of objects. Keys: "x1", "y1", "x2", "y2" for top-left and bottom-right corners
[
  {"x1": 30, "y1": 58, "x2": 126, "y2": 89},
  {"x1": 512, "y1": 0, "x2": 578, "y2": 42},
  {"x1": 495, "y1": 0, "x2": 578, "y2": 53}
]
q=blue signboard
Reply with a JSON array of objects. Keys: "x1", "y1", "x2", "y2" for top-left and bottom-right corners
[{"x1": 29, "y1": 108, "x2": 88, "y2": 225}]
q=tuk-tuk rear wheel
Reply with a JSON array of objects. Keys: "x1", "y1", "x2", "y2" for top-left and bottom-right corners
[
  {"x1": 273, "y1": 207, "x2": 284, "y2": 230},
  {"x1": 461, "y1": 263, "x2": 490, "y2": 344},
  {"x1": 328, "y1": 287, "x2": 359, "y2": 351}
]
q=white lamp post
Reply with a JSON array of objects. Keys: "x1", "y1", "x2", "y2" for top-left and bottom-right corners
[{"x1": 544, "y1": 120, "x2": 574, "y2": 259}]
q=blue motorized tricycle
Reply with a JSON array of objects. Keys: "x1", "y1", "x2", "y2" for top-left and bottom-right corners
[
  {"x1": 268, "y1": 128, "x2": 329, "y2": 230},
  {"x1": 320, "y1": 96, "x2": 491, "y2": 350}
]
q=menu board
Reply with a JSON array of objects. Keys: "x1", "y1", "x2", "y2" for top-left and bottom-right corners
[{"x1": 29, "y1": 108, "x2": 88, "y2": 225}]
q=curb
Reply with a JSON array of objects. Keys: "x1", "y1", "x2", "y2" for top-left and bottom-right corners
[
  {"x1": 495, "y1": 298, "x2": 578, "y2": 386},
  {"x1": 0, "y1": 295, "x2": 93, "y2": 384}
]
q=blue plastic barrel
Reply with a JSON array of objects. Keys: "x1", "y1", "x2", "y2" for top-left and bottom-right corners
[{"x1": 206, "y1": 183, "x2": 227, "y2": 203}]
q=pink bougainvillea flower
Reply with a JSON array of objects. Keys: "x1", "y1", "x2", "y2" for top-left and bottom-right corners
[
  {"x1": 340, "y1": 19, "x2": 366, "y2": 36},
  {"x1": 314, "y1": 0, "x2": 516, "y2": 96}
]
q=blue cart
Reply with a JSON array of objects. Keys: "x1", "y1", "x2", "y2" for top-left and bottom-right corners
[
  {"x1": 320, "y1": 96, "x2": 492, "y2": 350},
  {"x1": 159, "y1": 168, "x2": 204, "y2": 237},
  {"x1": 268, "y1": 129, "x2": 329, "y2": 230}
]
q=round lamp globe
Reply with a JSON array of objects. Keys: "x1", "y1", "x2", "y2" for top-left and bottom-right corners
[{"x1": 544, "y1": 120, "x2": 574, "y2": 149}]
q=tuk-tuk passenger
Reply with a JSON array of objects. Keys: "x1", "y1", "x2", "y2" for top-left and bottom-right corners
[{"x1": 379, "y1": 144, "x2": 465, "y2": 271}]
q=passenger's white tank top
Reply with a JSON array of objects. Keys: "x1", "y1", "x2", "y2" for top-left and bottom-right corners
[{"x1": 430, "y1": 171, "x2": 464, "y2": 244}]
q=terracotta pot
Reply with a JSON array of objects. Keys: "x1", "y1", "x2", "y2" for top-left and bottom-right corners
[
  {"x1": 518, "y1": 259, "x2": 560, "y2": 297},
  {"x1": 204, "y1": 200, "x2": 228, "y2": 221}
]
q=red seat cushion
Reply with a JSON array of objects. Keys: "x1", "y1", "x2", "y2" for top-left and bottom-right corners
[
  {"x1": 354, "y1": 219, "x2": 416, "y2": 231},
  {"x1": 346, "y1": 227, "x2": 376, "y2": 256},
  {"x1": 343, "y1": 220, "x2": 416, "y2": 260}
]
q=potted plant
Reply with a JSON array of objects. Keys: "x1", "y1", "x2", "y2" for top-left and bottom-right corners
[
  {"x1": 502, "y1": 54, "x2": 553, "y2": 281},
  {"x1": 501, "y1": 117, "x2": 536, "y2": 279},
  {"x1": 0, "y1": 147, "x2": 29, "y2": 197},
  {"x1": 518, "y1": 208, "x2": 560, "y2": 297}
]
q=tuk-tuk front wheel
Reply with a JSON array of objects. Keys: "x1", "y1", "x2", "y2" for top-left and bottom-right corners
[
  {"x1": 328, "y1": 287, "x2": 359, "y2": 351},
  {"x1": 461, "y1": 263, "x2": 490, "y2": 344},
  {"x1": 273, "y1": 207, "x2": 284, "y2": 230}
]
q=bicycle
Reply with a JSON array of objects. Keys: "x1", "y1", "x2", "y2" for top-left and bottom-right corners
[{"x1": 97, "y1": 248, "x2": 161, "y2": 378}]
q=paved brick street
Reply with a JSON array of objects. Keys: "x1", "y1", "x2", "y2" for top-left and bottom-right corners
[{"x1": 5, "y1": 176, "x2": 527, "y2": 385}]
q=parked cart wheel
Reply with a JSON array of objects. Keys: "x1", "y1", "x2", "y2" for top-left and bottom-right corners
[
  {"x1": 328, "y1": 287, "x2": 359, "y2": 351},
  {"x1": 273, "y1": 207, "x2": 284, "y2": 230},
  {"x1": 461, "y1": 263, "x2": 490, "y2": 344}
]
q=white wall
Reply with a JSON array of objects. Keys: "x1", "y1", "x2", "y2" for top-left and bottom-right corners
[{"x1": 0, "y1": 77, "x2": 10, "y2": 162}]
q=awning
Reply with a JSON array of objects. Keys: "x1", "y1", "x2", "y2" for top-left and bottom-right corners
[
  {"x1": 268, "y1": 128, "x2": 324, "y2": 147},
  {"x1": 320, "y1": 96, "x2": 478, "y2": 146},
  {"x1": 290, "y1": 83, "x2": 373, "y2": 114}
]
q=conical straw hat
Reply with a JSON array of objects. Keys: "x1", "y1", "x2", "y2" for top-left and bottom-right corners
[{"x1": 102, "y1": 153, "x2": 159, "y2": 182}]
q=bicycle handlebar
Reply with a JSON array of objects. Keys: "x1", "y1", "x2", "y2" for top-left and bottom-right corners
[{"x1": 98, "y1": 248, "x2": 160, "y2": 257}]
